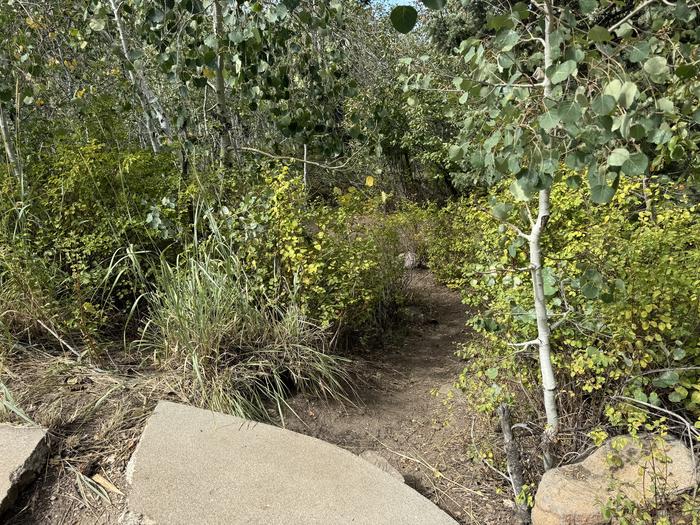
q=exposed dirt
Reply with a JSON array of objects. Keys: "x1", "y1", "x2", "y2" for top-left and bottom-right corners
[
  {"x1": 3, "y1": 270, "x2": 515, "y2": 524},
  {"x1": 285, "y1": 270, "x2": 514, "y2": 524}
]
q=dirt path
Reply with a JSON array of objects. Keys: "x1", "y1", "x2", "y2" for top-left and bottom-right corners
[{"x1": 286, "y1": 270, "x2": 513, "y2": 524}]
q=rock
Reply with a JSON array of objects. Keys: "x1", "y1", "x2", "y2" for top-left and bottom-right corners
[
  {"x1": 125, "y1": 401, "x2": 456, "y2": 525},
  {"x1": 532, "y1": 435, "x2": 698, "y2": 525},
  {"x1": 0, "y1": 424, "x2": 48, "y2": 516},
  {"x1": 401, "y1": 252, "x2": 419, "y2": 269},
  {"x1": 359, "y1": 451, "x2": 404, "y2": 482}
]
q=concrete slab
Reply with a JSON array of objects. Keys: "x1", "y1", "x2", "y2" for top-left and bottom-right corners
[
  {"x1": 358, "y1": 450, "x2": 404, "y2": 483},
  {"x1": 0, "y1": 424, "x2": 48, "y2": 516},
  {"x1": 125, "y1": 401, "x2": 457, "y2": 525}
]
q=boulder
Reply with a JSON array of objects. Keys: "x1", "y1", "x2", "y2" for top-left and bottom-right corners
[
  {"x1": 532, "y1": 435, "x2": 698, "y2": 525},
  {"x1": 0, "y1": 424, "x2": 48, "y2": 516}
]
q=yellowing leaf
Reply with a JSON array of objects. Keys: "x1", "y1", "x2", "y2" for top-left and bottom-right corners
[
  {"x1": 91, "y1": 473, "x2": 124, "y2": 496},
  {"x1": 365, "y1": 175, "x2": 374, "y2": 187}
]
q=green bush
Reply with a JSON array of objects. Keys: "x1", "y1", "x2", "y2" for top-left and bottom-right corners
[
  {"x1": 0, "y1": 143, "x2": 179, "y2": 341},
  {"x1": 425, "y1": 176, "x2": 700, "y2": 432},
  {"x1": 188, "y1": 165, "x2": 405, "y2": 333}
]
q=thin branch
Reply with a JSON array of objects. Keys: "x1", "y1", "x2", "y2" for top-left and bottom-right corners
[
  {"x1": 608, "y1": 0, "x2": 656, "y2": 32},
  {"x1": 505, "y1": 222, "x2": 532, "y2": 241},
  {"x1": 240, "y1": 146, "x2": 358, "y2": 171}
]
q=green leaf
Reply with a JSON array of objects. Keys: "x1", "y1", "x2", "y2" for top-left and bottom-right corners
[
  {"x1": 146, "y1": 8, "x2": 165, "y2": 24},
  {"x1": 591, "y1": 94, "x2": 616, "y2": 116},
  {"x1": 494, "y1": 29, "x2": 520, "y2": 51},
  {"x1": 558, "y1": 101, "x2": 582, "y2": 124},
  {"x1": 644, "y1": 56, "x2": 670, "y2": 83},
  {"x1": 608, "y1": 148, "x2": 630, "y2": 167},
  {"x1": 421, "y1": 0, "x2": 446, "y2": 9},
  {"x1": 672, "y1": 347, "x2": 686, "y2": 361},
  {"x1": 604, "y1": 79, "x2": 622, "y2": 100},
  {"x1": 656, "y1": 97, "x2": 675, "y2": 114},
  {"x1": 485, "y1": 367, "x2": 499, "y2": 380},
  {"x1": 487, "y1": 14, "x2": 514, "y2": 30},
  {"x1": 589, "y1": 169, "x2": 618, "y2": 204},
  {"x1": 538, "y1": 110, "x2": 560, "y2": 131},
  {"x1": 542, "y1": 267, "x2": 558, "y2": 297},
  {"x1": 653, "y1": 370, "x2": 679, "y2": 388},
  {"x1": 448, "y1": 145, "x2": 464, "y2": 161},
  {"x1": 550, "y1": 60, "x2": 577, "y2": 84},
  {"x1": 588, "y1": 26, "x2": 612, "y2": 43},
  {"x1": 622, "y1": 152, "x2": 648, "y2": 175},
  {"x1": 630, "y1": 124, "x2": 647, "y2": 140},
  {"x1": 618, "y1": 81, "x2": 638, "y2": 109},
  {"x1": 580, "y1": 268, "x2": 605, "y2": 299},
  {"x1": 615, "y1": 22, "x2": 634, "y2": 38},
  {"x1": 628, "y1": 42, "x2": 650, "y2": 63},
  {"x1": 676, "y1": 64, "x2": 697, "y2": 79},
  {"x1": 510, "y1": 178, "x2": 533, "y2": 202},
  {"x1": 649, "y1": 392, "x2": 661, "y2": 406},
  {"x1": 89, "y1": 18, "x2": 106, "y2": 31},
  {"x1": 390, "y1": 6, "x2": 418, "y2": 34},
  {"x1": 491, "y1": 202, "x2": 513, "y2": 220},
  {"x1": 579, "y1": 0, "x2": 598, "y2": 14},
  {"x1": 204, "y1": 34, "x2": 218, "y2": 48},
  {"x1": 669, "y1": 391, "x2": 684, "y2": 403}
]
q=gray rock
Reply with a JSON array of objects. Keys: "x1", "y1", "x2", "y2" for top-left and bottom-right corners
[
  {"x1": 532, "y1": 434, "x2": 698, "y2": 525},
  {"x1": 0, "y1": 424, "x2": 48, "y2": 516},
  {"x1": 125, "y1": 401, "x2": 456, "y2": 525},
  {"x1": 401, "y1": 252, "x2": 419, "y2": 269},
  {"x1": 359, "y1": 450, "x2": 404, "y2": 482}
]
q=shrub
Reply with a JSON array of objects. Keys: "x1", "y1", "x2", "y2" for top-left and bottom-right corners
[
  {"x1": 0, "y1": 142, "x2": 179, "y2": 341},
  {"x1": 187, "y1": 166, "x2": 405, "y2": 333},
  {"x1": 425, "y1": 176, "x2": 700, "y2": 436}
]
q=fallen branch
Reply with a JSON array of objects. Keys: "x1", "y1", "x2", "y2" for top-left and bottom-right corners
[{"x1": 497, "y1": 404, "x2": 531, "y2": 524}]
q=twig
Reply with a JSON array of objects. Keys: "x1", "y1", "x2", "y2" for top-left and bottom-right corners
[
  {"x1": 240, "y1": 146, "x2": 357, "y2": 171},
  {"x1": 37, "y1": 320, "x2": 82, "y2": 358}
]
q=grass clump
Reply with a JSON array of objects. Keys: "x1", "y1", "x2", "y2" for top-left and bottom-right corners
[{"x1": 137, "y1": 238, "x2": 351, "y2": 421}]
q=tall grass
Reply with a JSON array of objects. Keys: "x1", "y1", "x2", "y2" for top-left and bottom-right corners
[{"x1": 136, "y1": 238, "x2": 351, "y2": 421}]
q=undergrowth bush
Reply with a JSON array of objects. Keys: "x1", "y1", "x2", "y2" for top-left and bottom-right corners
[
  {"x1": 0, "y1": 142, "x2": 178, "y2": 343},
  {"x1": 1, "y1": 143, "x2": 405, "y2": 419},
  {"x1": 424, "y1": 175, "x2": 700, "y2": 438},
  {"x1": 178, "y1": 166, "x2": 405, "y2": 334}
]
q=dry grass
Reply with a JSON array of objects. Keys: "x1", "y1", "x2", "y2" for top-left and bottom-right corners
[{"x1": 0, "y1": 345, "x2": 176, "y2": 521}]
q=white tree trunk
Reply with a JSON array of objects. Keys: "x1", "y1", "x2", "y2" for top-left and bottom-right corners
[
  {"x1": 108, "y1": 0, "x2": 171, "y2": 151},
  {"x1": 531, "y1": 0, "x2": 559, "y2": 471},
  {"x1": 212, "y1": 0, "x2": 233, "y2": 166},
  {"x1": 0, "y1": 104, "x2": 25, "y2": 200}
]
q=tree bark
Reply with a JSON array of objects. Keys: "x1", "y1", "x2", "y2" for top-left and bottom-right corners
[
  {"x1": 497, "y1": 404, "x2": 530, "y2": 524},
  {"x1": 212, "y1": 0, "x2": 234, "y2": 167},
  {"x1": 0, "y1": 104, "x2": 25, "y2": 201},
  {"x1": 108, "y1": 0, "x2": 171, "y2": 152},
  {"x1": 531, "y1": 0, "x2": 559, "y2": 471}
]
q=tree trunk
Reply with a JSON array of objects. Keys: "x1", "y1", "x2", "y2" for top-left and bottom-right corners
[
  {"x1": 108, "y1": 0, "x2": 171, "y2": 151},
  {"x1": 497, "y1": 404, "x2": 530, "y2": 524},
  {"x1": 531, "y1": 0, "x2": 559, "y2": 471},
  {"x1": 0, "y1": 104, "x2": 25, "y2": 201},
  {"x1": 212, "y1": 0, "x2": 234, "y2": 167},
  {"x1": 529, "y1": 189, "x2": 558, "y2": 470}
]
